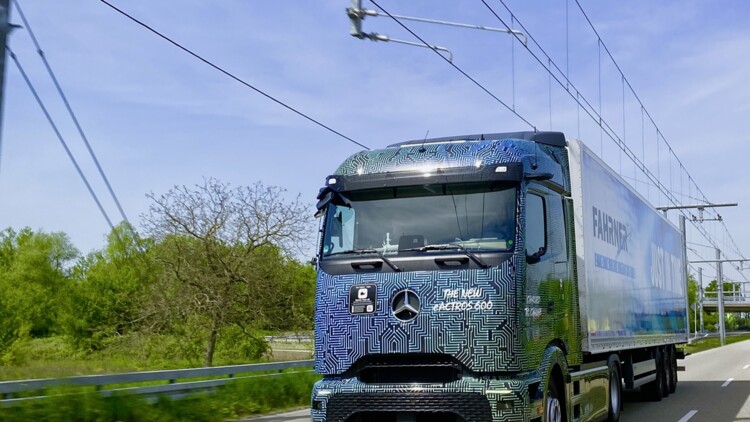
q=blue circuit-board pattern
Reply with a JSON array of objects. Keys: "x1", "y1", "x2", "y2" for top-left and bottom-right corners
[{"x1": 315, "y1": 137, "x2": 566, "y2": 375}]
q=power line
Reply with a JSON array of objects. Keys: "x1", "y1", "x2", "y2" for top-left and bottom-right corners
[
  {"x1": 99, "y1": 0, "x2": 369, "y2": 151},
  {"x1": 7, "y1": 45, "x2": 115, "y2": 230},
  {"x1": 368, "y1": 0, "x2": 537, "y2": 131},
  {"x1": 365, "y1": 0, "x2": 745, "y2": 282},
  {"x1": 571, "y1": 0, "x2": 747, "y2": 265},
  {"x1": 366, "y1": 0, "x2": 740, "y2": 280},
  {"x1": 477, "y1": 0, "x2": 748, "y2": 283},
  {"x1": 12, "y1": 0, "x2": 131, "y2": 224}
]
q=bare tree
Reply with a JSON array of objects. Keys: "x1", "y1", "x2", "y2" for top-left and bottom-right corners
[{"x1": 142, "y1": 178, "x2": 313, "y2": 366}]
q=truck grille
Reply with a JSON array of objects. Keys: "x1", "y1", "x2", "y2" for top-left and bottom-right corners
[
  {"x1": 354, "y1": 354, "x2": 462, "y2": 384},
  {"x1": 326, "y1": 392, "x2": 492, "y2": 422}
]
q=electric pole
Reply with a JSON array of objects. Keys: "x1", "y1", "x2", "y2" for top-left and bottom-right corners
[
  {"x1": 0, "y1": 0, "x2": 16, "y2": 160},
  {"x1": 698, "y1": 267, "x2": 704, "y2": 334},
  {"x1": 716, "y1": 248, "x2": 725, "y2": 346}
]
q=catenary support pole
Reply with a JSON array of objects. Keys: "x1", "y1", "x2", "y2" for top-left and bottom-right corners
[
  {"x1": 699, "y1": 267, "x2": 704, "y2": 334},
  {"x1": 717, "y1": 248, "x2": 726, "y2": 346},
  {"x1": 0, "y1": 0, "x2": 12, "y2": 161},
  {"x1": 680, "y1": 215, "x2": 690, "y2": 339}
]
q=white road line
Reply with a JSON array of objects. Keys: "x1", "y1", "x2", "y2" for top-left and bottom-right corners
[
  {"x1": 722, "y1": 378, "x2": 734, "y2": 387},
  {"x1": 677, "y1": 410, "x2": 698, "y2": 422},
  {"x1": 743, "y1": 364, "x2": 750, "y2": 370}
]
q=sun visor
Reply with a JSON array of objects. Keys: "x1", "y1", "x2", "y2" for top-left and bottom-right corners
[{"x1": 324, "y1": 162, "x2": 523, "y2": 193}]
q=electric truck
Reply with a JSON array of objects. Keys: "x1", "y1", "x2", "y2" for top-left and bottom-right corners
[{"x1": 311, "y1": 131, "x2": 688, "y2": 422}]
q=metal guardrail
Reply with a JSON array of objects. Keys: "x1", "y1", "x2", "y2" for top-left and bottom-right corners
[
  {"x1": 703, "y1": 291, "x2": 750, "y2": 302},
  {"x1": 0, "y1": 359, "x2": 314, "y2": 406},
  {"x1": 264, "y1": 334, "x2": 313, "y2": 343}
]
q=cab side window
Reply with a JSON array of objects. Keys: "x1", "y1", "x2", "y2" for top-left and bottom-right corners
[{"x1": 525, "y1": 193, "x2": 547, "y2": 262}]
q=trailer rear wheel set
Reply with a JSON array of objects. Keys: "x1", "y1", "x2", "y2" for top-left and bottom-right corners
[{"x1": 640, "y1": 345, "x2": 678, "y2": 402}]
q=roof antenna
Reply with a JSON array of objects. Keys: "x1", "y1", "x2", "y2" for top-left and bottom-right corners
[{"x1": 418, "y1": 130, "x2": 430, "y2": 152}]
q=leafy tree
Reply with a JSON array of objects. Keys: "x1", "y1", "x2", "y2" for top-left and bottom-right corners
[
  {"x1": 0, "y1": 228, "x2": 78, "y2": 354},
  {"x1": 704, "y1": 278, "x2": 742, "y2": 299},
  {"x1": 702, "y1": 278, "x2": 744, "y2": 332},
  {"x1": 62, "y1": 223, "x2": 154, "y2": 351},
  {"x1": 142, "y1": 178, "x2": 313, "y2": 366}
]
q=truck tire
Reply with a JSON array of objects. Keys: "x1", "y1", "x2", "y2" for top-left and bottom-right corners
[
  {"x1": 641, "y1": 348, "x2": 664, "y2": 402},
  {"x1": 607, "y1": 354, "x2": 622, "y2": 421},
  {"x1": 668, "y1": 346, "x2": 678, "y2": 394},
  {"x1": 545, "y1": 370, "x2": 565, "y2": 422},
  {"x1": 661, "y1": 346, "x2": 671, "y2": 398}
]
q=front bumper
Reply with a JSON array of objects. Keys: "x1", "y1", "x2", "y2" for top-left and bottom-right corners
[{"x1": 311, "y1": 374, "x2": 539, "y2": 422}]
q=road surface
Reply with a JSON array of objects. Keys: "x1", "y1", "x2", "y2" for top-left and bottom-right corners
[{"x1": 243, "y1": 339, "x2": 750, "y2": 421}]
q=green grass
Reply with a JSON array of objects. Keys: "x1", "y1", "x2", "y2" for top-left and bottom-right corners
[
  {"x1": 0, "y1": 371, "x2": 320, "y2": 422},
  {"x1": 1, "y1": 334, "x2": 317, "y2": 421},
  {"x1": 679, "y1": 332, "x2": 750, "y2": 355},
  {"x1": 0, "y1": 334, "x2": 313, "y2": 381}
]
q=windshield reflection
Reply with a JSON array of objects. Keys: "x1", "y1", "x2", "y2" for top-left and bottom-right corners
[{"x1": 322, "y1": 182, "x2": 516, "y2": 258}]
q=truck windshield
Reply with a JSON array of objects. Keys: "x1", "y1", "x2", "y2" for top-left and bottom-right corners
[{"x1": 322, "y1": 182, "x2": 516, "y2": 257}]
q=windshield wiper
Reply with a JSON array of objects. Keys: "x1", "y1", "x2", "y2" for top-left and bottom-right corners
[
  {"x1": 328, "y1": 248, "x2": 401, "y2": 272},
  {"x1": 401, "y1": 243, "x2": 489, "y2": 269}
]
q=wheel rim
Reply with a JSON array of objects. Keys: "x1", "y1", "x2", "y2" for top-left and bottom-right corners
[
  {"x1": 547, "y1": 396, "x2": 562, "y2": 422},
  {"x1": 610, "y1": 372, "x2": 620, "y2": 413}
]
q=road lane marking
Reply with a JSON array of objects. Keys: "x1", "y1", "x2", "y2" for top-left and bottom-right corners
[
  {"x1": 744, "y1": 364, "x2": 749, "y2": 370},
  {"x1": 677, "y1": 410, "x2": 698, "y2": 422},
  {"x1": 722, "y1": 378, "x2": 734, "y2": 387}
]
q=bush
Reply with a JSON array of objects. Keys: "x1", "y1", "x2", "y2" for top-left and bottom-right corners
[{"x1": 215, "y1": 325, "x2": 269, "y2": 363}]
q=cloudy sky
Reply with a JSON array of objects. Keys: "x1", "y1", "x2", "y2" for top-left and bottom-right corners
[{"x1": 2, "y1": 0, "x2": 748, "y2": 285}]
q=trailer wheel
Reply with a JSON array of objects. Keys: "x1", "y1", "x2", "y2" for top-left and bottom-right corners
[
  {"x1": 545, "y1": 370, "x2": 564, "y2": 422},
  {"x1": 607, "y1": 355, "x2": 621, "y2": 421},
  {"x1": 668, "y1": 346, "x2": 678, "y2": 394},
  {"x1": 641, "y1": 348, "x2": 664, "y2": 402},
  {"x1": 661, "y1": 347, "x2": 671, "y2": 398}
]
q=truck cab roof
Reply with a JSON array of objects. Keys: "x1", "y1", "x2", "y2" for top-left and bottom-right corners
[{"x1": 388, "y1": 131, "x2": 567, "y2": 148}]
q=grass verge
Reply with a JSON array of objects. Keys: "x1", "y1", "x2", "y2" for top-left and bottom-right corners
[
  {"x1": 679, "y1": 332, "x2": 750, "y2": 355},
  {"x1": 0, "y1": 371, "x2": 320, "y2": 422}
]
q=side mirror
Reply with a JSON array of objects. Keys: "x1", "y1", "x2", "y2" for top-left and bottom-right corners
[
  {"x1": 526, "y1": 246, "x2": 546, "y2": 264},
  {"x1": 524, "y1": 172, "x2": 554, "y2": 181}
]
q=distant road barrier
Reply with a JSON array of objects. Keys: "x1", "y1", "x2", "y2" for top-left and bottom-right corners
[
  {"x1": 264, "y1": 334, "x2": 313, "y2": 343},
  {"x1": 0, "y1": 359, "x2": 314, "y2": 406}
]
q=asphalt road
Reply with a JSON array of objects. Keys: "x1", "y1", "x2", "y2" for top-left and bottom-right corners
[
  {"x1": 620, "y1": 339, "x2": 750, "y2": 422},
  {"x1": 243, "y1": 339, "x2": 750, "y2": 421}
]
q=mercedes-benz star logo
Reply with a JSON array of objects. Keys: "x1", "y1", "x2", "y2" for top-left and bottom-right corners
[{"x1": 392, "y1": 289, "x2": 420, "y2": 322}]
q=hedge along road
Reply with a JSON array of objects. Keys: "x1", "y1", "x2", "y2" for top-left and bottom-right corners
[{"x1": 242, "y1": 339, "x2": 750, "y2": 421}]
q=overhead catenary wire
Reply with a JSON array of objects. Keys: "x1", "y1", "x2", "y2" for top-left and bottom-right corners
[
  {"x1": 7, "y1": 45, "x2": 115, "y2": 231},
  {"x1": 368, "y1": 0, "x2": 537, "y2": 132},
  {"x1": 366, "y1": 0, "x2": 737, "y2": 280},
  {"x1": 572, "y1": 0, "x2": 748, "y2": 278},
  {"x1": 478, "y1": 0, "x2": 749, "y2": 283},
  {"x1": 369, "y1": 0, "x2": 726, "y2": 269},
  {"x1": 12, "y1": 0, "x2": 131, "y2": 225},
  {"x1": 99, "y1": 0, "x2": 369, "y2": 151},
  {"x1": 571, "y1": 0, "x2": 747, "y2": 268}
]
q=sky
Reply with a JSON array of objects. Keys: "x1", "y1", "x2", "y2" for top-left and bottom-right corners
[{"x1": 1, "y1": 0, "x2": 749, "y2": 285}]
